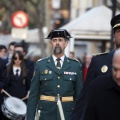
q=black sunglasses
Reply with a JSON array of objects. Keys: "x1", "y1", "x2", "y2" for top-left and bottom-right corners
[{"x1": 13, "y1": 57, "x2": 22, "y2": 60}]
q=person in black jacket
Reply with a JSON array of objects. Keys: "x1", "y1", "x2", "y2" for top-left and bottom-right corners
[
  {"x1": 82, "y1": 48, "x2": 120, "y2": 120},
  {"x1": 6, "y1": 51, "x2": 31, "y2": 100},
  {"x1": 2, "y1": 51, "x2": 31, "y2": 120},
  {"x1": 71, "y1": 14, "x2": 120, "y2": 120},
  {"x1": 14, "y1": 42, "x2": 35, "y2": 80},
  {"x1": 6, "y1": 41, "x2": 17, "y2": 66},
  {"x1": 0, "y1": 58, "x2": 7, "y2": 120}
]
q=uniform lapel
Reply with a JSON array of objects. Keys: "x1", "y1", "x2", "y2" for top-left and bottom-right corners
[{"x1": 47, "y1": 56, "x2": 58, "y2": 74}]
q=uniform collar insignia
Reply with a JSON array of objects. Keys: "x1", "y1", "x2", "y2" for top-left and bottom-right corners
[
  {"x1": 67, "y1": 59, "x2": 69, "y2": 63},
  {"x1": 48, "y1": 59, "x2": 50, "y2": 62}
]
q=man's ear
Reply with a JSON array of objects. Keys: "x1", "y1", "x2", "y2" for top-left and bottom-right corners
[
  {"x1": 65, "y1": 41, "x2": 68, "y2": 47},
  {"x1": 113, "y1": 35, "x2": 115, "y2": 43},
  {"x1": 49, "y1": 41, "x2": 52, "y2": 47}
]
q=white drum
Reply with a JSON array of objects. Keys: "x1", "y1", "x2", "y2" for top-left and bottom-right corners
[{"x1": 2, "y1": 97, "x2": 27, "y2": 120}]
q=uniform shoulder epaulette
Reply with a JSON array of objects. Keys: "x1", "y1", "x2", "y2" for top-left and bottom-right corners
[
  {"x1": 37, "y1": 57, "x2": 48, "y2": 62},
  {"x1": 68, "y1": 57, "x2": 79, "y2": 62},
  {"x1": 93, "y1": 52, "x2": 108, "y2": 56}
]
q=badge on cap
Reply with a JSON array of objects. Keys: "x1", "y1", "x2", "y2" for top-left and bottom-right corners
[{"x1": 101, "y1": 65, "x2": 108, "y2": 73}]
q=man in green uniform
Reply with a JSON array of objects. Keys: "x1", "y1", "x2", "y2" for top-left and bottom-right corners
[{"x1": 26, "y1": 29, "x2": 83, "y2": 120}]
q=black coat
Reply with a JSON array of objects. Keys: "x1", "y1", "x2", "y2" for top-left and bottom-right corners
[
  {"x1": 0, "y1": 58, "x2": 7, "y2": 119},
  {"x1": 0, "y1": 58, "x2": 7, "y2": 118},
  {"x1": 71, "y1": 51, "x2": 115, "y2": 120},
  {"x1": 24, "y1": 59, "x2": 35, "y2": 79},
  {"x1": 0, "y1": 58, "x2": 7, "y2": 90},
  {"x1": 6, "y1": 70, "x2": 31, "y2": 99},
  {"x1": 0, "y1": 58, "x2": 7, "y2": 103},
  {"x1": 82, "y1": 74, "x2": 120, "y2": 120}
]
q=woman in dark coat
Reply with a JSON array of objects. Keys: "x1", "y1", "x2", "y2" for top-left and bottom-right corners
[
  {"x1": 6, "y1": 51, "x2": 31, "y2": 100},
  {"x1": 2, "y1": 51, "x2": 31, "y2": 120}
]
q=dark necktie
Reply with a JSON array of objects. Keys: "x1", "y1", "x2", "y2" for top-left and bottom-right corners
[
  {"x1": 15, "y1": 69, "x2": 19, "y2": 80},
  {"x1": 56, "y1": 58, "x2": 61, "y2": 69}
]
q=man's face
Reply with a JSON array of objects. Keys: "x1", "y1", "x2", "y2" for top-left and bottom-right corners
[
  {"x1": 112, "y1": 54, "x2": 120, "y2": 86},
  {"x1": 85, "y1": 55, "x2": 92, "y2": 66},
  {"x1": 69, "y1": 53, "x2": 75, "y2": 58},
  {"x1": 114, "y1": 28, "x2": 120, "y2": 48},
  {"x1": 9, "y1": 45, "x2": 15, "y2": 54},
  {"x1": 14, "y1": 47, "x2": 24, "y2": 55},
  {"x1": 50, "y1": 37, "x2": 68, "y2": 55},
  {"x1": 0, "y1": 49, "x2": 7, "y2": 58}
]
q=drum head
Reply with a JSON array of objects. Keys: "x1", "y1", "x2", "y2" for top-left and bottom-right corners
[{"x1": 5, "y1": 97, "x2": 26, "y2": 115}]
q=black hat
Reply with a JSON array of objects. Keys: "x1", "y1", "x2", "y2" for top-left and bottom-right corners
[
  {"x1": 111, "y1": 14, "x2": 120, "y2": 29},
  {"x1": 46, "y1": 29, "x2": 72, "y2": 40}
]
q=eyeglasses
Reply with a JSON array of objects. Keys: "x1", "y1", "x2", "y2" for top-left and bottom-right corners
[{"x1": 13, "y1": 57, "x2": 22, "y2": 60}]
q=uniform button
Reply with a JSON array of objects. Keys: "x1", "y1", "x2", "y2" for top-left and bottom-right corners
[
  {"x1": 58, "y1": 76, "x2": 60, "y2": 79},
  {"x1": 57, "y1": 94, "x2": 60, "y2": 96},
  {"x1": 70, "y1": 78, "x2": 72, "y2": 80},
  {"x1": 44, "y1": 78, "x2": 46, "y2": 80},
  {"x1": 57, "y1": 85, "x2": 60, "y2": 88}
]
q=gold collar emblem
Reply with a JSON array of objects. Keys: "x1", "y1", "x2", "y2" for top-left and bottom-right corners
[
  {"x1": 101, "y1": 65, "x2": 108, "y2": 73},
  {"x1": 44, "y1": 69, "x2": 48, "y2": 74}
]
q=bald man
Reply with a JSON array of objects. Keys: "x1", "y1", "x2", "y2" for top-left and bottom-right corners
[{"x1": 82, "y1": 49, "x2": 120, "y2": 120}]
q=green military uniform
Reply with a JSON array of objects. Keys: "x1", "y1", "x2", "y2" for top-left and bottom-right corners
[{"x1": 27, "y1": 55, "x2": 83, "y2": 120}]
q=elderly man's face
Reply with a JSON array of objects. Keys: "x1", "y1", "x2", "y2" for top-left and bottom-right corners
[
  {"x1": 112, "y1": 53, "x2": 120, "y2": 86},
  {"x1": 50, "y1": 37, "x2": 68, "y2": 55}
]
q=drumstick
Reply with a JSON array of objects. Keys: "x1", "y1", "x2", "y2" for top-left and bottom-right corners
[
  {"x1": 1, "y1": 89, "x2": 12, "y2": 97},
  {"x1": 21, "y1": 91, "x2": 29, "y2": 101},
  {"x1": 21, "y1": 96, "x2": 28, "y2": 101}
]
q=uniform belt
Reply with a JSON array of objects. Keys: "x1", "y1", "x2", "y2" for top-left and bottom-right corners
[{"x1": 40, "y1": 95, "x2": 74, "y2": 102}]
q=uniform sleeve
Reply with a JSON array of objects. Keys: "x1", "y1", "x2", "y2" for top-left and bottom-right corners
[
  {"x1": 75, "y1": 62, "x2": 83, "y2": 100},
  {"x1": 26, "y1": 62, "x2": 40, "y2": 120}
]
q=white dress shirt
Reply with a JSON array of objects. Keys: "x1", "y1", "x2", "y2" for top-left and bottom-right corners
[
  {"x1": 13, "y1": 66, "x2": 21, "y2": 76},
  {"x1": 52, "y1": 55, "x2": 65, "y2": 68}
]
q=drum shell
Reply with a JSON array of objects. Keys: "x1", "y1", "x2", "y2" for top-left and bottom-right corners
[{"x1": 1, "y1": 97, "x2": 26, "y2": 120}]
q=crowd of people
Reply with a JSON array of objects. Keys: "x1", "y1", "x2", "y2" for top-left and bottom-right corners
[
  {"x1": 0, "y1": 41, "x2": 35, "y2": 120},
  {"x1": 0, "y1": 35, "x2": 86, "y2": 120},
  {"x1": 0, "y1": 14, "x2": 120, "y2": 120},
  {"x1": 27, "y1": 13, "x2": 120, "y2": 120}
]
